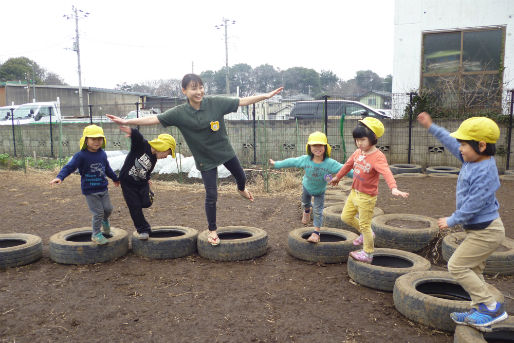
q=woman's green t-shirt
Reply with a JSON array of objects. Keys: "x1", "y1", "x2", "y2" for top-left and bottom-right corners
[{"x1": 157, "y1": 96, "x2": 239, "y2": 171}]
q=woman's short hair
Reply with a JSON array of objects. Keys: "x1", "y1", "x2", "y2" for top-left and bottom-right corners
[{"x1": 181, "y1": 74, "x2": 204, "y2": 89}]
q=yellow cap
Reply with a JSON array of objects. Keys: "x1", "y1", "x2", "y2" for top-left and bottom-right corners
[
  {"x1": 80, "y1": 125, "x2": 106, "y2": 150},
  {"x1": 149, "y1": 134, "x2": 176, "y2": 158},
  {"x1": 359, "y1": 117, "x2": 384, "y2": 138},
  {"x1": 450, "y1": 117, "x2": 500, "y2": 144},
  {"x1": 306, "y1": 131, "x2": 331, "y2": 157}
]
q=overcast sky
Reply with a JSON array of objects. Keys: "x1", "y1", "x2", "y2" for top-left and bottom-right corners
[{"x1": 2, "y1": 0, "x2": 395, "y2": 89}]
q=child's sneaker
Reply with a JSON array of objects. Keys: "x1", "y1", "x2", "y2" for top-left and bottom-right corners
[
  {"x1": 349, "y1": 250, "x2": 373, "y2": 263},
  {"x1": 102, "y1": 220, "x2": 111, "y2": 235},
  {"x1": 91, "y1": 232, "x2": 108, "y2": 245},
  {"x1": 302, "y1": 211, "x2": 311, "y2": 224},
  {"x1": 136, "y1": 232, "x2": 149, "y2": 240},
  {"x1": 352, "y1": 232, "x2": 376, "y2": 246},
  {"x1": 450, "y1": 308, "x2": 476, "y2": 325},
  {"x1": 464, "y1": 302, "x2": 508, "y2": 328}
]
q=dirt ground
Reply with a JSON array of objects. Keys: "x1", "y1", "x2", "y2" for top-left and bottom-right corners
[{"x1": 0, "y1": 169, "x2": 513, "y2": 343}]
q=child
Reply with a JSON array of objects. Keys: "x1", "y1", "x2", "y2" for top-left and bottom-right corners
[
  {"x1": 50, "y1": 125, "x2": 120, "y2": 245},
  {"x1": 330, "y1": 117, "x2": 409, "y2": 263},
  {"x1": 269, "y1": 131, "x2": 350, "y2": 243},
  {"x1": 107, "y1": 73, "x2": 283, "y2": 246},
  {"x1": 118, "y1": 126, "x2": 176, "y2": 240},
  {"x1": 417, "y1": 112, "x2": 507, "y2": 329}
]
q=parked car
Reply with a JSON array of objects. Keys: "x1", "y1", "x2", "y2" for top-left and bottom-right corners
[
  {"x1": 289, "y1": 100, "x2": 391, "y2": 120},
  {"x1": 124, "y1": 108, "x2": 160, "y2": 119},
  {"x1": 0, "y1": 105, "x2": 19, "y2": 120},
  {"x1": 0, "y1": 102, "x2": 61, "y2": 125}
]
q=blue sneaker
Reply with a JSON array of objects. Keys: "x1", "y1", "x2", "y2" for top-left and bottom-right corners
[
  {"x1": 101, "y1": 220, "x2": 111, "y2": 235},
  {"x1": 91, "y1": 232, "x2": 108, "y2": 245},
  {"x1": 464, "y1": 302, "x2": 508, "y2": 328},
  {"x1": 450, "y1": 308, "x2": 476, "y2": 325}
]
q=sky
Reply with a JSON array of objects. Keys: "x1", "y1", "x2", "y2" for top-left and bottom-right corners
[{"x1": 1, "y1": 0, "x2": 395, "y2": 89}]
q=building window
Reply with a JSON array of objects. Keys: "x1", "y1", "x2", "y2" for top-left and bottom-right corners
[{"x1": 421, "y1": 27, "x2": 504, "y2": 111}]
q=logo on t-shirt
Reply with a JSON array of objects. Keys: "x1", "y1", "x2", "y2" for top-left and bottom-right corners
[{"x1": 210, "y1": 121, "x2": 220, "y2": 132}]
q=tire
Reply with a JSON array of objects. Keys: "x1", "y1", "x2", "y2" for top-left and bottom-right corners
[
  {"x1": 372, "y1": 213, "x2": 438, "y2": 252},
  {"x1": 454, "y1": 318, "x2": 514, "y2": 343},
  {"x1": 389, "y1": 164, "x2": 422, "y2": 174},
  {"x1": 197, "y1": 226, "x2": 268, "y2": 261},
  {"x1": 504, "y1": 169, "x2": 514, "y2": 175},
  {"x1": 49, "y1": 227, "x2": 129, "y2": 265},
  {"x1": 324, "y1": 193, "x2": 347, "y2": 203},
  {"x1": 426, "y1": 166, "x2": 460, "y2": 174},
  {"x1": 347, "y1": 248, "x2": 431, "y2": 291},
  {"x1": 427, "y1": 173, "x2": 459, "y2": 179},
  {"x1": 394, "y1": 173, "x2": 427, "y2": 178},
  {"x1": 393, "y1": 270, "x2": 504, "y2": 332},
  {"x1": 500, "y1": 174, "x2": 514, "y2": 181},
  {"x1": 0, "y1": 233, "x2": 42, "y2": 269},
  {"x1": 322, "y1": 204, "x2": 384, "y2": 233},
  {"x1": 131, "y1": 226, "x2": 198, "y2": 259},
  {"x1": 287, "y1": 227, "x2": 358, "y2": 263},
  {"x1": 442, "y1": 232, "x2": 514, "y2": 275}
]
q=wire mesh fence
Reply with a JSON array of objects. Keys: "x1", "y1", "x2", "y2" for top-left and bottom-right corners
[{"x1": 1, "y1": 92, "x2": 513, "y2": 177}]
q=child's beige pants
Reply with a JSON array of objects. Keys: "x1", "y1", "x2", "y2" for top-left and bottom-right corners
[{"x1": 448, "y1": 217, "x2": 505, "y2": 307}]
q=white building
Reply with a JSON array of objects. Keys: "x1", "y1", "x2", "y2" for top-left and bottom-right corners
[{"x1": 392, "y1": 0, "x2": 514, "y2": 117}]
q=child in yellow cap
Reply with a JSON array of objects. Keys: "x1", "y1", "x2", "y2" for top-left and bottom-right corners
[
  {"x1": 418, "y1": 112, "x2": 507, "y2": 330},
  {"x1": 118, "y1": 126, "x2": 176, "y2": 240},
  {"x1": 269, "y1": 131, "x2": 351, "y2": 243},
  {"x1": 330, "y1": 117, "x2": 409, "y2": 263},
  {"x1": 50, "y1": 125, "x2": 120, "y2": 245}
]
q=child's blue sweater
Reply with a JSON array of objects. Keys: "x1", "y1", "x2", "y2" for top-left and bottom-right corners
[
  {"x1": 429, "y1": 124, "x2": 500, "y2": 227},
  {"x1": 273, "y1": 155, "x2": 347, "y2": 196},
  {"x1": 57, "y1": 149, "x2": 119, "y2": 195}
]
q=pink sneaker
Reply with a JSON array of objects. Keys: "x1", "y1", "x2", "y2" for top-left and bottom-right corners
[
  {"x1": 352, "y1": 232, "x2": 376, "y2": 246},
  {"x1": 350, "y1": 250, "x2": 373, "y2": 263}
]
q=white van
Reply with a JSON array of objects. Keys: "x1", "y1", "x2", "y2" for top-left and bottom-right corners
[
  {"x1": 0, "y1": 105, "x2": 19, "y2": 120},
  {"x1": 0, "y1": 101, "x2": 61, "y2": 125}
]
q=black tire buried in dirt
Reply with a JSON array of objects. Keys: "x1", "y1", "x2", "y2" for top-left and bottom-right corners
[
  {"x1": 373, "y1": 213, "x2": 438, "y2": 252},
  {"x1": 49, "y1": 227, "x2": 129, "y2": 265},
  {"x1": 0, "y1": 233, "x2": 42, "y2": 269},
  {"x1": 454, "y1": 317, "x2": 514, "y2": 343},
  {"x1": 426, "y1": 166, "x2": 460, "y2": 174},
  {"x1": 197, "y1": 226, "x2": 268, "y2": 261},
  {"x1": 393, "y1": 270, "x2": 504, "y2": 332},
  {"x1": 442, "y1": 232, "x2": 514, "y2": 275},
  {"x1": 287, "y1": 227, "x2": 358, "y2": 263},
  {"x1": 389, "y1": 164, "x2": 422, "y2": 174},
  {"x1": 347, "y1": 248, "x2": 431, "y2": 291},
  {"x1": 131, "y1": 226, "x2": 198, "y2": 259}
]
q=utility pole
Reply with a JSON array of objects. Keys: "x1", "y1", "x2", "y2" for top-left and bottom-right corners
[
  {"x1": 64, "y1": 6, "x2": 89, "y2": 116},
  {"x1": 215, "y1": 18, "x2": 235, "y2": 95}
]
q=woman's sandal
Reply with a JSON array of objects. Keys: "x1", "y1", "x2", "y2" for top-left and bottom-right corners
[
  {"x1": 238, "y1": 189, "x2": 254, "y2": 202},
  {"x1": 207, "y1": 234, "x2": 220, "y2": 246},
  {"x1": 307, "y1": 231, "x2": 320, "y2": 243}
]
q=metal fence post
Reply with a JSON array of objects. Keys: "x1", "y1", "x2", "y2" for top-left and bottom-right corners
[
  {"x1": 323, "y1": 95, "x2": 328, "y2": 136},
  {"x1": 407, "y1": 92, "x2": 415, "y2": 164},
  {"x1": 88, "y1": 104, "x2": 93, "y2": 124},
  {"x1": 252, "y1": 103, "x2": 256, "y2": 164},
  {"x1": 49, "y1": 106, "x2": 54, "y2": 157},
  {"x1": 136, "y1": 102, "x2": 140, "y2": 130},
  {"x1": 507, "y1": 90, "x2": 514, "y2": 170},
  {"x1": 10, "y1": 108, "x2": 16, "y2": 157}
]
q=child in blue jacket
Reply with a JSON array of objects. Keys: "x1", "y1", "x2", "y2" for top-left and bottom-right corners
[
  {"x1": 418, "y1": 112, "x2": 507, "y2": 330},
  {"x1": 51, "y1": 125, "x2": 120, "y2": 245}
]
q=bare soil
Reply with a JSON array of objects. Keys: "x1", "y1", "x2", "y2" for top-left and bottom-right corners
[{"x1": 0, "y1": 170, "x2": 513, "y2": 343}]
